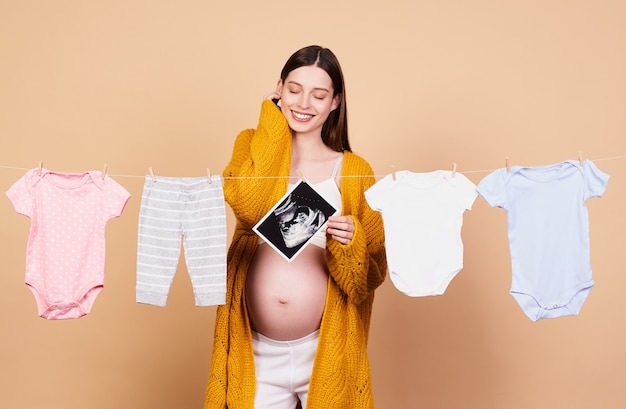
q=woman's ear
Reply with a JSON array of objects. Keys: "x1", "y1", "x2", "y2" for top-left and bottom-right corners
[
  {"x1": 331, "y1": 93, "x2": 341, "y2": 111},
  {"x1": 276, "y1": 79, "x2": 283, "y2": 95}
]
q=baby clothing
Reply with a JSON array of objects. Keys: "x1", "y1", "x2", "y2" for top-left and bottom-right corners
[
  {"x1": 365, "y1": 170, "x2": 477, "y2": 296},
  {"x1": 136, "y1": 175, "x2": 227, "y2": 307},
  {"x1": 477, "y1": 160, "x2": 609, "y2": 321},
  {"x1": 6, "y1": 168, "x2": 131, "y2": 320}
]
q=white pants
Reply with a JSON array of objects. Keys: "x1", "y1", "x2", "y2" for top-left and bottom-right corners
[{"x1": 252, "y1": 330, "x2": 319, "y2": 409}]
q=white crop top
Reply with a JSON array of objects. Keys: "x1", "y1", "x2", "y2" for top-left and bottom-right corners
[{"x1": 259, "y1": 154, "x2": 343, "y2": 249}]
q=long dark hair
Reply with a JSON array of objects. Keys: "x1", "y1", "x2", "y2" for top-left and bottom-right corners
[{"x1": 280, "y1": 45, "x2": 351, "y2": 152}]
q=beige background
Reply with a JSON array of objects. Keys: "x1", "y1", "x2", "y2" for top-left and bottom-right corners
[{"x1": 1, "y1": 1, "x2": 625, "y2": 408}]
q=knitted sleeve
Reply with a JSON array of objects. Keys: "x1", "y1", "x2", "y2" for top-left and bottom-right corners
[
  {"x1": 326, "y1": 153, "x2": 387, "y2": 304},
  {"x1": 222, "y1": 100, "x2": 292, "y2": 228}
]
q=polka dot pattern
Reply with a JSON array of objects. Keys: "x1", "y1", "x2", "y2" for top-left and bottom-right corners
[{"x1": 6, "y1": 168, "x2": 131, "y2": 320}]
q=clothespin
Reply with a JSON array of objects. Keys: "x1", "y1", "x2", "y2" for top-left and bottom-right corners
[
  {"x1": 148, "y1": 167, "x2": 156, "y2": 182},
  {"x1": 452, "y1": 162, "x2": 457, "y2": 178},
  {"x1": 578, "y1": 151, "x2": 584, "y2": 166},
  {"x1": 206, "y1": 168, "x2": 212, "y2": 184},
  {"x1": 296, "y1": 169, "x2": 305, "y2": 182},
  {"x1": 505, "y1": 157, "x2": 511, "y2": 172},
  {"x1": 38, "y1": 161, "x2": 43, "y2": 175},
  {"x1": 102, "y1": 164, "x2": 108, "y2": 180},
  {"x1": 391, "y1": 165, "x2": 396, "y2": 181}
]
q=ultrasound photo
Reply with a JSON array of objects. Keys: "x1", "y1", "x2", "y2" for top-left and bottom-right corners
[{"x1": 253, "y1": 180, "x2": 338, "y2": 262}]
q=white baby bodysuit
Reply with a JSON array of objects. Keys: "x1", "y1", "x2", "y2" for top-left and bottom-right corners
[{"x1": 365, "y1": 170, "x2": 477, "y2": 296}]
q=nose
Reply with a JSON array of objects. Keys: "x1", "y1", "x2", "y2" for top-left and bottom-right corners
[{"x1": 297, "y1": 93, "x2": 311, "y2": 108}]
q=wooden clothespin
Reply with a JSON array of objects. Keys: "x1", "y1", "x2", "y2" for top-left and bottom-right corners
[
  {"x1": 148, "y1": 167, "x2": 156, "y2": 182},
  {"x1": 578, "y1": 151, "x2": 584, "y2": 166},
  {"x1": 102, "y1": 164, "x2": 108, "y2": 180},
  {"x1": 295, "y1": 169, "x2": 305, "y2": 182},
  {"x1": 38, "y1": 161, "x2": 43, "y2": 175},
  {"x1": 505, "y1": 157, "x2": 511, "y2": 172},
  {"x1": 391, "y1": 165, "x2": 396, "y2": 181},
  {"x1": 452, "y1": 162, "x2": 457, "y2": 178},
  {"x1": 206, "y1": 168, "x2": 212, "y2": 184}
]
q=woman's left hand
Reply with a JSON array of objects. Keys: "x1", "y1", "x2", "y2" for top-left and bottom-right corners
[{"x1": 327, "y1": 216, "x2": 354, "y2": 245}]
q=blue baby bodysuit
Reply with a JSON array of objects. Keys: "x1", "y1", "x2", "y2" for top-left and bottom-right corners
[{"x1": 477, "y1": 160, "x2": 609, "y2": 321}]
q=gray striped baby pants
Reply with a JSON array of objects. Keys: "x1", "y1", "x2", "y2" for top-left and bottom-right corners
[{"x1": 136, "y1": 175, "x2": 227, "y2": 306}]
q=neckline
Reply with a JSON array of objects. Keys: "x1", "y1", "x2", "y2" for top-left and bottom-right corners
[
  {"x1": 40, "y1": 170, "x2": 95, "y2": 190},
  {"x1": 289, "y1": 152, "x2": 344, "y2": 186},
  {"x1": 397, "y1": 170, "x2": 451, "y2": 189},
  {"x1": 515, "y1": 161, "x2": 576, "y2": 183}
]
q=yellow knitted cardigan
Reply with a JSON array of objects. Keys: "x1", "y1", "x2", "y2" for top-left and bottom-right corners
[{"x1": 205, "y1": 100, "x2": 387, "y2": 409}]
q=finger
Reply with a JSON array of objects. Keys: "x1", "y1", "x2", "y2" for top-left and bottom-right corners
[
  {"x1": 337, "y1": 233, "x2": 352, "y2": 244},
  {"x1": 328, "y1": 225, "x2": 351, "y2": 239},
  {"x1": 329, "y1": 228, "x2": 352, "y2": 244},
  {"x1": 263, "y1": 92, "x2": 280, "y2": 101},
  {"x1": 338, "y1": 221, "x2": 354, "y2": 233},
  {"x1": 329, "y1": 216, "x2": 352, "y2": 227}
]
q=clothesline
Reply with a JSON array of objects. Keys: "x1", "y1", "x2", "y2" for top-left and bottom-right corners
[{"x1": 1, "y1": 154, "x2": 625, "y2": 181}]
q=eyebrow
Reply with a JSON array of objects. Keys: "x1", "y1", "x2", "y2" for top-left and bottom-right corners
[{"x1": 286, "y1": 80, "x2": 331, "y2": 93}]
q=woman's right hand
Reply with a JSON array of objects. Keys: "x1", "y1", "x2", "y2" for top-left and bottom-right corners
[
  {"x1": 263, "y1": 80, "x2": 282, "y2": 101},
  {"x1": 263, "y1": 91, "x2": 281, "y2": 101}
]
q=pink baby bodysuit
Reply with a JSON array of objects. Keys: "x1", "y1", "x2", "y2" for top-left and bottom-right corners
[{"x1": 6, "y1": 168, "x2": 131, "y2": 319}]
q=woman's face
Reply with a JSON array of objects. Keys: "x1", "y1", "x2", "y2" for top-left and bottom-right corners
[{"x1": 278, "y1": 65, "x2": 340, "y2": 137}]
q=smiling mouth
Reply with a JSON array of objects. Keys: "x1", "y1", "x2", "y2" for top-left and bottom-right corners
[{"x1": 292, "y1": 111, "x2": 314, "y2": 121}]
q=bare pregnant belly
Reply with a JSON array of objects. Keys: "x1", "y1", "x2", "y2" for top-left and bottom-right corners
[{"x1": 246, "y1": 243, "x2": 329, "y2": 341}]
